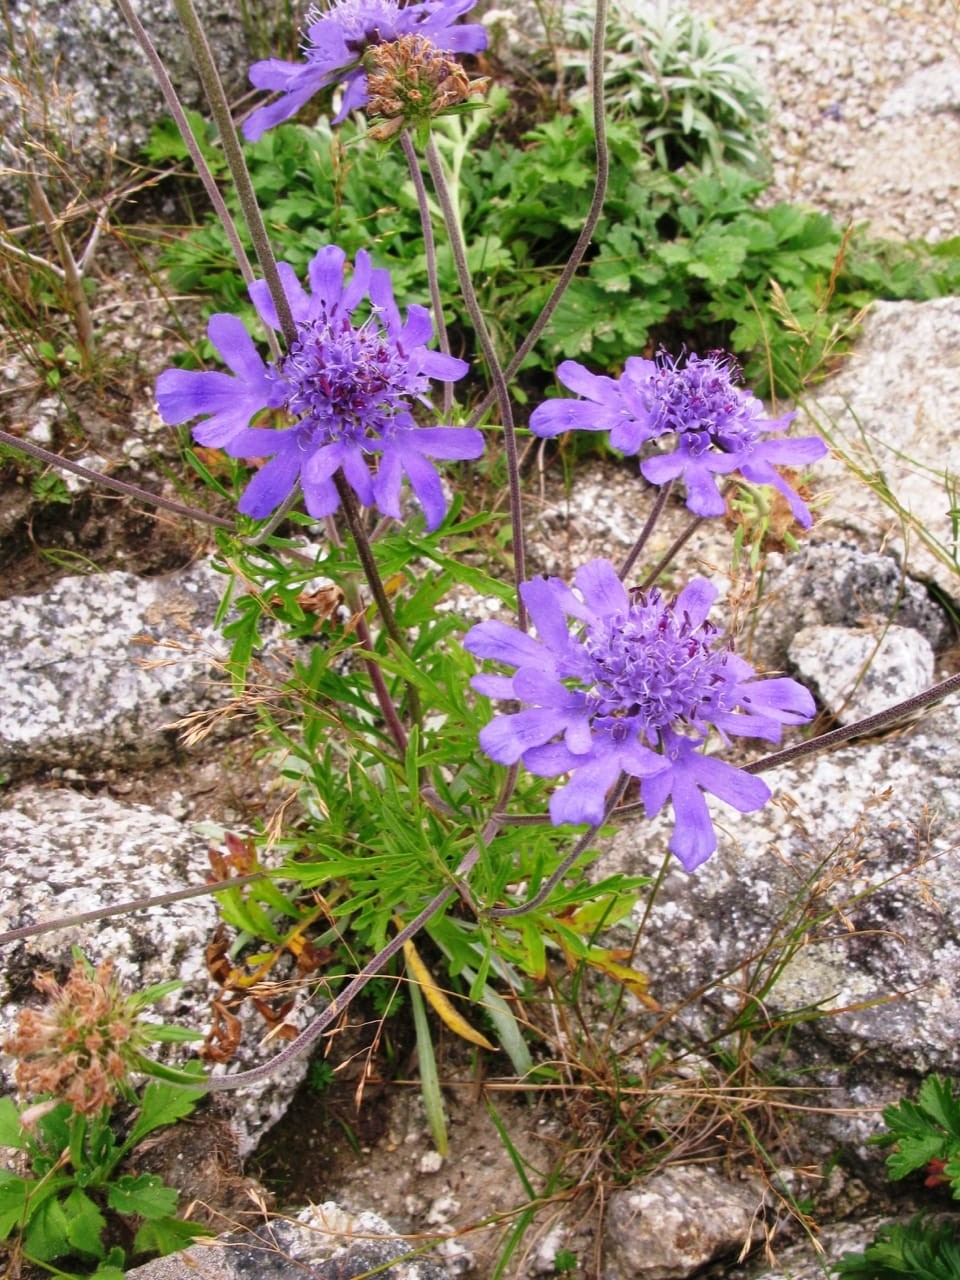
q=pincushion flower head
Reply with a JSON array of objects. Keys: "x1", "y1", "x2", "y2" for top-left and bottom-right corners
[
  {"x1": 243, "y1": 0, "x2": 487, "y2": 141},
  {"x1": 4, "y1": 959, "x2": 147, "y2": 1114},
  {"x1": 157, "y1": 245, "x2": 483, "y2": 530},
  {"x1": 465, "y1": 558, "x2": 816, "y2": 871},
  {"x1": 529, "y1": 350, "x2": 827, "y2": 526}
]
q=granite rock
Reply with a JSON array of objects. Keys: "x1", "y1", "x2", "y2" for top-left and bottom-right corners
[
  {"x1": 0, "y1": 559, "x2": 232, "y2": 774},
  {"x1": 787, "y1": 622, "x2": 935, "y2": 725}
]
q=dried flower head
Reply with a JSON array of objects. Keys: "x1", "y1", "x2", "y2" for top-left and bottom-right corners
[
  {"x1": 4, "y1": 959, "x2": 145, "y2": 1114},
  {"x1": 242, "y1": 0, "x2": 487, "y2": 141},
  {"x1": 364, "y1": 35, "x2": 489, "y2": 139}
]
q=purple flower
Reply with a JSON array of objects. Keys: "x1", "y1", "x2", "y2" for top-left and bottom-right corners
[
  {"x1": 464, "y1": 558, "x2": 816, "y2": 871},
  {"x1": 529, "y1": 351, "x2": 827, "y2": 526},
  {"x1": 243, "y1": 0, "x2": 487, "y2": 141},
  {"x1": 157, "y1": 245, "x2": 482, "y2": 529}
]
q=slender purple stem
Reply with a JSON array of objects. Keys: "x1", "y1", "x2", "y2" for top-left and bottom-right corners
[
  {"x1": 172, "y1": 0, "x2": 297, "y2": 350},
  {"x1": 465, "y1": 0, "x2": 610, "y2": 431},
  {"x1": 424, "y1": 137, "x2": 527, "y2": 628},
  {"x1": 401, "y1": 130, "x2": 453, "y2": 417},
  {"x1": 0, "y1": 428, "x2": 234, "y2": 529},
  {"x1": 619, "y1": 480, "x2": 673, "y2": 582}
]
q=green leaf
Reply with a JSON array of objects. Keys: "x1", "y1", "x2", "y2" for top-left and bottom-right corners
[
  {"x1": 63, "y1": 1186, "x2": 107, "y2": 1258},
  {"x1": 107, "y1": 1174, "x2": 179, "y2": 1220},
  {"x1": 0, "y1": 1173, "x2": 33, "y2": 1239},
  {"x1": 125, "y1": 1070, "x2": 205, "y2": 1149},
  {"x1": 0, "y1": 1097, "x2": 29, "y2": 1151},
  {"x1": 24, "y1": 1192, "x2": 72, "y2": 1262},
  {"x1": 409, "y1": 978, "x2": 448, "y2": 1157},
  {"x1": 886, "y1": 1133, "x2": 948, "y2": 1181},
  {"x1": 133, "y1": 1214, "x2": 210, "y2": 1257}
]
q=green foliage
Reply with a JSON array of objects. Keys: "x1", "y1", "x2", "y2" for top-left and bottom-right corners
[
  {"x1": 150, "y1": 109, "x2": 960, "y2": 401},
  {"x1": 833, "y1": 1218, "x2": 960, "y2": 1280},
  {"x1": 0, "y1": 1073, "x2": 207, "y2": 1273},
  {"x1": 208, "y1": 515, "x2": 648, "y2": 1034},
  {"x1": 832, "y1": 1078, "x2": 960, "y2": 1278},
  {"x1": 554, "y1": 1246, "x2": 579, "y2": 1274},
  {"x1": 871, "y1": 1076, "x2": 960, "y2": 1190},
  {"x1": 565, "y1": 0, "x2": 768, "y2": 170}
]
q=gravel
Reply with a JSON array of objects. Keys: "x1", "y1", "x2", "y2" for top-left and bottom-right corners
[{"x1": 706, "y1": 0, "x2": 960, "y2": 242}]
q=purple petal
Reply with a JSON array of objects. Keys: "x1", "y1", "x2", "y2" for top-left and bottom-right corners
[
  {"x1": 243, "y1": 65, "x2": 330, "y2": 141},
  {"x1": 737, "y1": 677, "x2": 817, "y2": 725},
  {"x1": 404, "y1": 426, "x2": 484, "y2": 460},
  {"x1": 301, "y1": 475, "x2": 341, "y2": 520},
  {"x1": 398, "y1": 304, "x2": 434, "y2": 350},
  {"x1": 399, "y1": 449, "x2": 446, "y2": 530},
  {"x1": 574, "y1": 559, "x2": 628, "y2": 620},
  {"x1": 224, "y1": 425, "x2": 296, "y2": 458},
  {"x1": 237, "y1": 449, "x2": 301, "y2": 518},
  {"x1": 207, "y1": 314, "x2": 267, "y2": 382},
  {"x1": 301, "y1": 441, "x2": 349, "y2": 489},
  {"x1": 156, "y1": 369, "x2": 264, "y2": 447},
  {"x1": 418, "y1": 350, "x2": 470, "y2": 382},
  {"x1": 479, "y1": 709, "x2": 569, "y2": 764},
  {"x1": 548, "y1": 756, "x2": 621, "y2": 826},
  {"x1": 341, "y1": 447, "x2": 376, "y2": 507},
  {"x1": 684, "y1": 753, "x2": 771, "y2": 813},
  {"x1": 306, "y1": 245, "x2": 348, "y2": 313},
  {"x1": 674, "y1": 578, "x2": 717, "y2": 628},
  {"x1": 340, "y1": 248, "x2": 373, "y2": 316},
  {"x1": 751, "y1": 436, "x2": 827, "y2": 466},
  {"x1": 249, "y1": 262, "x2": 311, "y2": 331},
  {"x1": 529, "y1": 399, "x2": 616, "y2": 438},
  {"x1": 521, "y1": 577, "x2": 581, "y2": 657},
  {"x1": 464, "y1": 621, "x2": 546, "y2": 670},
  {"x1": 555, "y1": 360, "x2": 613, "y2": 401},
  {"x1": 471, "y1": 673, "x2": 516, "y2": 698}
]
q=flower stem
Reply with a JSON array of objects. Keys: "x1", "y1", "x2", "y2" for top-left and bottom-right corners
[
  {"x1": 639, "y1": 511, "x2": 705, "y2": 591},
  {"x1": 619, "y1": 480, "x2": 673, "y2": 582},
  {"x1": 424, "y1": 137, "x2": 528, "y2": 627},
  {"x1": 490, "y1": 772, "x2": 632, "y2": 918},
  {"x1": 0, "y1": 429, "x2": 234, "y2": 529},
  {"x1": 401, "y1": 130, "x2": 453, "y2": 417},
  {"x1": 323, "y1": 511, "x2": 409, "y2": 756},
  {"x1": 171, "y1": 0, "x2": 297, "y2": 350},
  {"x1": 115, "y1": 0, "x2": 280, "y2": 361},
  {"x1": 333, "y1": 471, "x2": 422, "y2": 729}
]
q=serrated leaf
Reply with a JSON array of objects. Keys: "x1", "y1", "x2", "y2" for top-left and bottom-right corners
[
  {"x1": 24, "y1": 1192, "x2": 71, "y2": 1261},
  {"x1": 63, "y1": 1186, "x2": 107, "y2": 1258},
  {"x1": 107, "y1": 1174, "x2": 178, "y2": 1220},
  {"x1": 917, "y1": 1075, "x2": 960, "y2": 1136},
  {"x1": 126, "y1": 1073, "x2": 204, "y2": 1149},
  {"x1": 133, "y1": 1215, "x2": 210, "y2": 1257},
  {"x1": 886, "y1": 1133, "x2": 948, "y2": 1180}
]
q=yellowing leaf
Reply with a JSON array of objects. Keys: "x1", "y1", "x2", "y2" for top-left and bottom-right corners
[
  {"x1": 402, "y1": 937, "x2": 495, "y2": 1050},
  {"x1": 583, "y1": 947, "x2": 661, "y2": 1011}
]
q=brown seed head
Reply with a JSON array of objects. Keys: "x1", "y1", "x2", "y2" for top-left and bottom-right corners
[
  {"x1": 3, "y1": 960, "x2": 144, "y2": 1113},
  {"x1": 364, "y1": 35, "x2": 488, "y2": 137}
]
